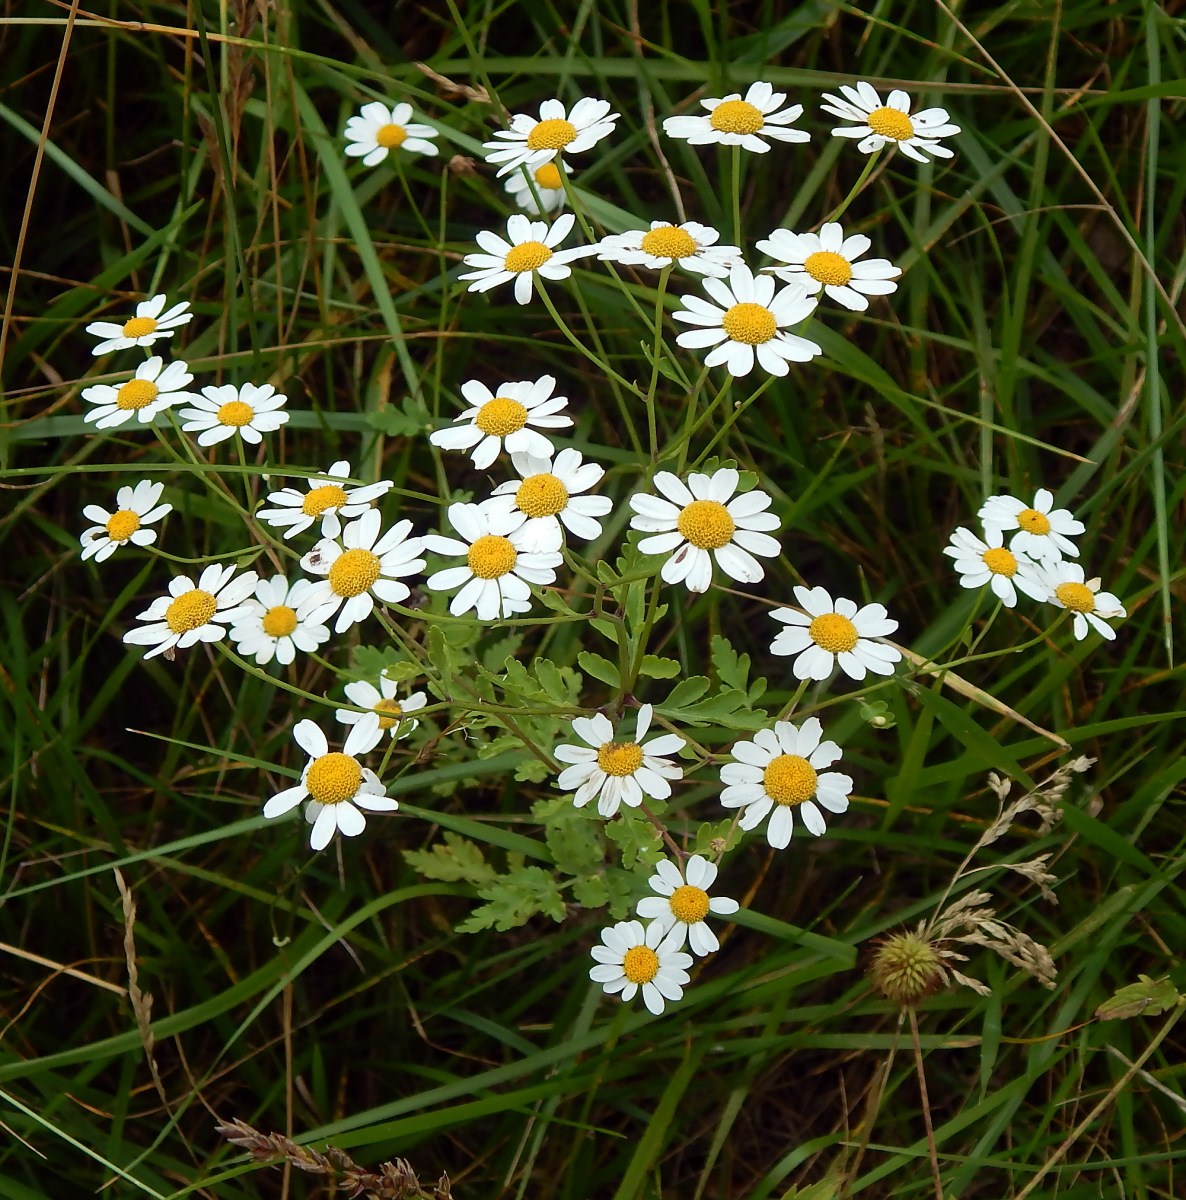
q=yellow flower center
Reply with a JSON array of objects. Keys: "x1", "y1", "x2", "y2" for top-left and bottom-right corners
[
  {"x1": 504, "y1": 240, "x2": 554, "y2": 273},
  {"x1": 804, "y1": 250, "x2": 853, "y2": 286},
  {"x1": 721, "y1": 302, "x2": 777, "y2": 345},
  {"x1": 165, "y1": 588, "x2": 218, "y2": 634},
  {"x1": 639, "y1": 226, "x2": 698, "y2": 260},
  {"x1": 516, "y1": 472, "x2": 569, "y2": 517},
  {"x1": 305, "y1": 752, "x2": 362, "y2": 805},
  {"x1": 763, "y1": 754, "x2": 818, "y2": 805},
  {"x1": 1016, "y1": 508, "x2": 1052, "y2": 535},
  {"x1": 328, "y1": 547, "x2": 382, "y2": 597},
  {"x1": 375, "y1": 123, "x2": 407, "y2": 148},
  {"x1": 981, "y1": 547, "x2": 1017, "y2": 577},
  {"x1": 302, "y1": 484, "x2": 350, "y2": 516},
  {"x1": 475, "y1": 396, "x2": 529, "y2": 436},
  {"x1": 1055, "y1": 581, "x2": 1096, "y2": 613},
  {"x1": 105, "y1": 510, "x2": 141, "y2": 541},
  {"x1": 121, "y1": 315, "x2": 158, "y2": 338},
  {"x1": 526, "y1": 117, "x2": 577, "y2": 150},
  {"x1": 809, "y1": 612, "x2": 859, "y2": 654},
  {"x1": 534, "y1": 162, "x2": 563, "y2": 189},
  {"x1": 669, "y1": 884, "x2": 710, "y2": 924},
  {"x1": 709, "y1": 98, "x2": 765, "y2": 135},
  {"x1": 217, "y1": 400, "x2": 255, "y2": 427},
  {"x1": 467, "y1": 534, "x2": 517, "y2": 579},
  {"x1": 676, "y1": 499, "x2": 736, "y2": 550},
  {"x1": 115, "y1": 379, "x2": 160, "y2": 410},
  {"x1": 373, "y1": 697, "x2": 403, "y2": 730},
  {"x1": 621, "y1": 944, "x2": 660, "y2": 984},
  {"x1": 261, "y1": 604, "x2": 298, "y2": 638},
  {"x1": 596, "y1": 741, "x2": 643, "y2": 777},
  {"x1": 866, "y1": 106, "x2": 916, "y2": 142}
]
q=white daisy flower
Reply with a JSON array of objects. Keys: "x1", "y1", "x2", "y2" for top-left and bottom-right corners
[
  {"x1": 178, "y1": 382, "x2": 290, "y2": 447},
  {"x1": 720, "y1": 718, "x2": 854, "y2": 849},
  {"x1": 628, "y1": 468, "x2": 781, "y2": 594},
  {"x1": 85, "y1": 294, "x2": 193, "y2": 355},
  {"x1": 589, "y1": 919, "x2": 693, "y2": 1016},
  {"x1": 943, "y1": 526, "x2": 1046, "y2": 609},
  {"x1": 820, "y1": 81, "x2": 960, "y2": 163},
  {"x1": 554, "y1": 703, "x2": 684, "y2": 819},
  {"x1": 459, "y1": 212, "x2": 594, "y2": 305},
  {"x1": 227, "y1": 576, "x2": 331, "y2": 666},
  {"x1": 597, "y1": 220, "x2": 742, "y2": 278},
  {"x1": 296, "y1": 510, "x2": 426, "y2": 635},
  {"x1": 122, "y1": 563, "x2": 258, "y2": 660},
  {"x1": 662, "y1": 81, "x2": 808, "y2": 153},
  {"x1": 505, "y1": 159, "x2": 570, "y2": 215},
  {"x1": 335, "y1": 678, "x2": 428, "y2": 739},
  {"x1": 1032, "y1": 560, "x2": 1126, "y2": 641},
  {"x1": 756, "y1": 221, "x2": 901, "y2": 311},
  {"x1": 770, "y1": 585, "x2": 901, "y2": 681},
  {"x1": 636, "y1": 855, "x2": 739, "y2": 956},
  {"x1": 262, "y1": 715, "x2": 397, "y2": 852},
  {"x1": 480, "y1": 448, "x2": 611, "y2": 552},
  {"x1": 81, "y1": 356, "x2": 196, "y2": 430},
  {"x1": 79, "y1": 479, "x2": 172, "y2": 563},
  {"x1": 673, "y1": 262, "x2": 821, "y2": 377},
  {"x1": 429, "y1": 374, "x2": 572, "y2": 471},
  {"x1": 343, "y1": 100, "x2": 439, "y2": 166},
  {"x1": 977, "y1": 488, "x2": 1084, "y2": 561},
  {"x1": 481, "y1": 96, "x2": 618, "y2": 177},
  {"x1": 255, "y1": 460, "x2": 394, "y2": 541},
  {"x1": 424, "y1": 502, "x2": 561, "y2": 621}
]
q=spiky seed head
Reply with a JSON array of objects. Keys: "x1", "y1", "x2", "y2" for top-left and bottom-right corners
[{"x1": 867, "y1": 930, "x2": 948, "y2": 1007}]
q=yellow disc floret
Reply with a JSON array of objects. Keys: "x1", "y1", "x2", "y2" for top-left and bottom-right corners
[
  {"x1": 526, "y1": 117, "x2": 578, "y2": 150},
  {"x1": 375, "y1": 123, "x2": 407, "y2": 148},
  {"x1": 122, "y1": 315, "x2": 158, "y2": 338},
  {"x1": 328, "y1": 548, "x2": 382, "y2": 597},
  {"x1": 721, "y1": 302, "x2": 777, "y2": 345},
  {"x1": 467, "y1": 534, "x2": 517, "y2": 579},
  {"x1": 597, "y1": 741, "x2": 643, "y2": 777},
  {"x1": 763, "y1": 754, "x2": 818, "y2": 805},
  {"x1": 373, "y1": 697, "x2": 403, "y2": 730},
  {"x1": 115, "y1": 378, "x2": 160, "y2": 410},
  {"x1": 677, "y1": 499, "x2": 736, "y2": 550},
  {"x1": 622, "y1": 944, "x2": 660, "y2": 984},
  {"x1": 981, "y1": 547, "x2": 1018, "y2": 577},
  {"x1": 804, "y1": 250, "x2": 853, "y2": 287},
  {"x1": 105, "y1": 510, "x2": 141, "y2": 541},
  {"x1": 302, "y1": 484, "x2": 349, "y2": 516},
  {"x1": 809, "y1": 612, "x2": 859, "y2": 654},
  {"x1": 475, "y1": 397, "x2": 529, "y2": 436},
  {"x1": 866, "y1": 106, "x2": 915, "y2": 142},
  {"x1": 217, "y1": 400, "x2": 254, "y2": 427},
  {"x1": 639, "y1": 226, "x2": 698, "y2": 260},
  {"x1": 1016, "y1": 508, "x2": 1052, "y2": 535},
  {"x1": 504, "y1": 241, "x2": 554, "y2": 273},
  {"x1": 534, "y1": 162, "x2": 563, "y2": 189},
  {"x1": 516, "y1": 472, "x2": 569, "y2": 517},
  {"x1": 165, "y1": 588, "x2": 218, "y2": 634},
  {"x1": 669, "y1": 884, "x2": 710, "y2": 924},
  {"x1": 305, "y1": 752, "x2": 362, "y2": 805},
  {"x1": 710, "y1": 99, "x2": 765, "y2": 135},
  {"x1": 1055, "y1": 581, "x2": 1095, "y2": 613},
  {"x1": 261, "y1": 605, "x2": 298, "y2": 638}
]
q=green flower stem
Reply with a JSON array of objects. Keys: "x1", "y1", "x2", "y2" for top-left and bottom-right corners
[
  {"x1": 215, "y1": 642, "x2": 340, "y2": 709},
  {"x1": 535, "y1": 281, "x2": 641, "y2": 397},
  {"x1": 824, "y1": 148, "x2": 883, "y2": 225},
  {"x1": 644, "y1": 265, "x2": 673, "y2": 458},
  {"x1": 623, "y1": 576, "x2": 666, "y2": 696},
  {"x1": 146, "y1": 544, "x2": 268, "y2": 567},
  {"x1": 691, "y1": 372, "x2": 778, "y2": 467},
  {"x1": 672, "y1": 371, "x2": 732, "y2": 472},
  {"x1": 393, "y1": 155, "x2": 437, "y2": 245},
  {"x1": 731, "y1": 144, "x2": 742, "y2": 246},
  {"x1": 775, "y1": 678, "x2": 811, "y2": 723}
]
